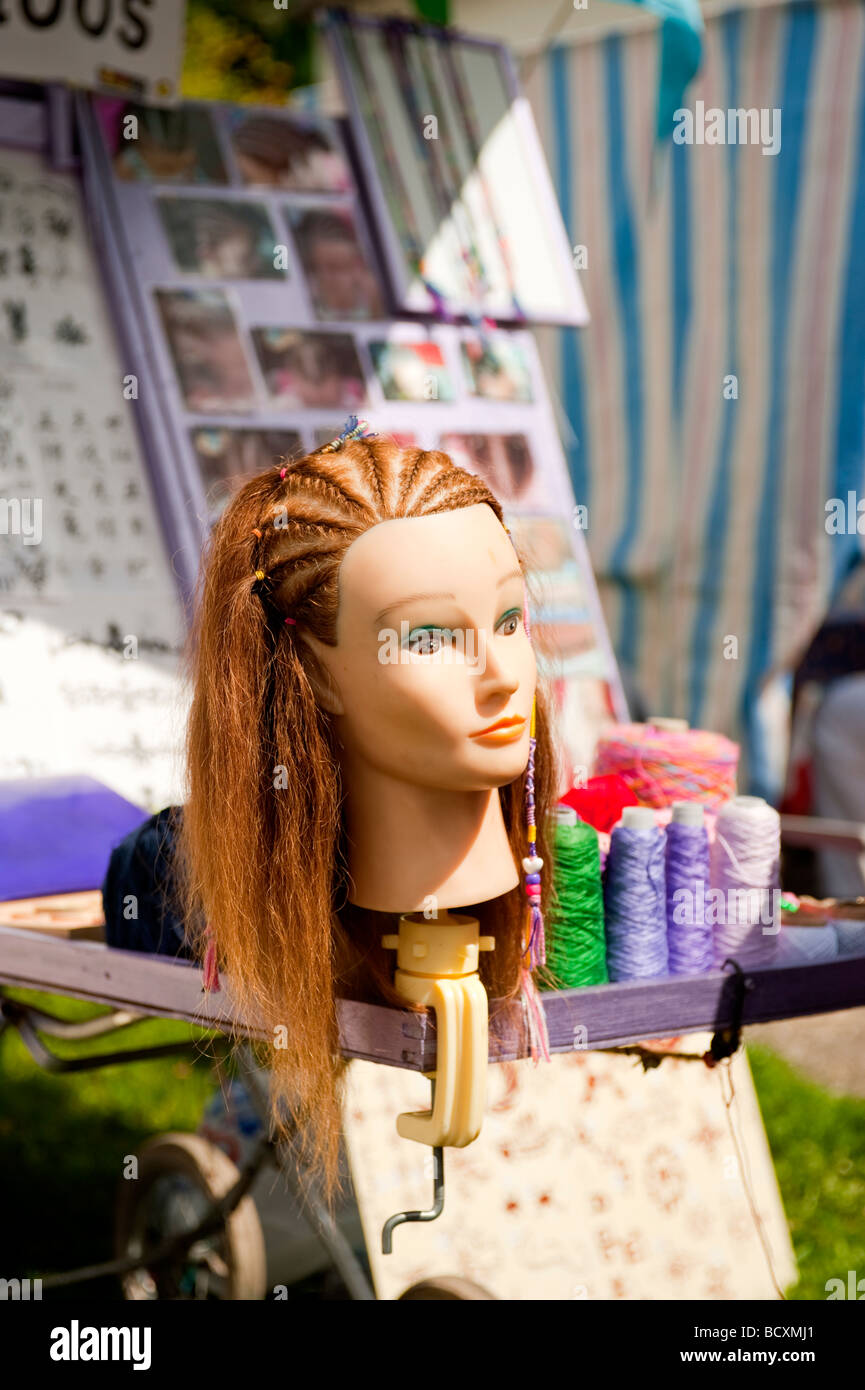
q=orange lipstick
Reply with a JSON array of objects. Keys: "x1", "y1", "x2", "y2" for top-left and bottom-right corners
[{"x1": 470, "y1": 715, "x2": 527, "y2": 745}]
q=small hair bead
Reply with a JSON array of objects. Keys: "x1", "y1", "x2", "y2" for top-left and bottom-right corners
[
  {"x1": 320, "y1": 414, "x2": 377, "y2": 453},
  {"x1": 252, "y1": 528, "x2": 262, "y2": 539},
  {"x1": 279, "y1": 467, "x2": 288, "y2": 479},
  {"x1": 254, "y1": 570, "x2": 266, "y2": 582},
  {"x1": 284, "y1": 617, "x2": 297, "y2": 626}
]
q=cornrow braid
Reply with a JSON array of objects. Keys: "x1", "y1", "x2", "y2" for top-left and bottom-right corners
[{"x1": 249, "y1": 441, "x2": 502, "y2": 642}]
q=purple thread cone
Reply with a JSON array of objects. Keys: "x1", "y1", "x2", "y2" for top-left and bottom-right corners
[
  {"x1": 665, "y1": 820, "x2": 713, "y2": 974},
  {"x1": 603, "y1": 823, "x2": 668, "y2": 981}
]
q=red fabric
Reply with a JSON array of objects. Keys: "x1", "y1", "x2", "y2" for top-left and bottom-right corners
[
  {"x1": 779, "y1": 760, "x2": 813, "y2": 817},
  {"x1": 560, "y1": 774, "x2": 639, "y2": 835}
]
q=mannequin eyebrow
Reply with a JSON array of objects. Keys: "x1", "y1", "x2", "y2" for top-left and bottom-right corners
[{"x1": 374, "y1": 569, "x2": 523, "y2": 626}]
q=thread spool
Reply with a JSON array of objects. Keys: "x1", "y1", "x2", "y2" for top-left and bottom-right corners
[
  {"x1": 594, "y1": 723, "x2": 739, "y2": 810},
  {"x1": 544, "y1": 806, "x2": 608, "y2": 989},
  {"x1": 603, "y1": 806, "x2": 668, "y2": 981},
  {"x1": 665, "y1": 800, "x2": 713, "y2": 975},
  {"x1": 776, "y1": 924, "x2": 839, "y2": 966},
  {"x1": 830, "y1": 918, "x2": 865, "y2": 958},
  {"x1": 710, "y1": 796, "x2": 781, "y2": 967}
]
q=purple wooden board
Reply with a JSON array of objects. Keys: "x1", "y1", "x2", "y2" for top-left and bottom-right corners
[
  {"x1": 47, "y1": 84, "x2": 77, "y2": 171},
  {"x1": 75, "y1": 92, "x2": 208, "y2": 604},
  {"x1": 0, "y1": 926, "x2": 420, "y2": 1065},
  {"x1": 0, "y1": 777, "x2": 148, "y2": 899},
  {"x1": 491, "y1": 956, "x2": 865, "y2": 1064},
  {"x1": 2, "y1": 925, "x2": 864, "y2": 1072},
  {"x1": 0, "y1": 93, "x2": 47, "y2": 152}
]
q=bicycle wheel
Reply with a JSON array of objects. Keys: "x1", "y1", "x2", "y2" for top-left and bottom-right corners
[
  {"x1": 398, "y1": 1276, "x2": 496, "y2": 1300},
  {"x1": 115, "y1": 1131, "x2": 267, "y2": 1301}
]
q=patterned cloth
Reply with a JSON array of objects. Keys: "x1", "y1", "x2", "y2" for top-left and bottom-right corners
[{"x1": 343, "y1": 1044, "x2": 797, "y2": 1299}]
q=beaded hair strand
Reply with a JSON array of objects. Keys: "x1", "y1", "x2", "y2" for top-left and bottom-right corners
[{"x1": 505, "y1": 525, "x2": 551, "y2": 1063}]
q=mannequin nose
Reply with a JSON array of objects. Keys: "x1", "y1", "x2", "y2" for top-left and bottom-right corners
[{"x1": 473, "y1": 635, "x2": 520, "y2": 700}]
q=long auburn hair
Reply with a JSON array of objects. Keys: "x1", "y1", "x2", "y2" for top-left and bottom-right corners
[{"x1": 176, "y1": 438, "x2": 560, "y2": 1200}]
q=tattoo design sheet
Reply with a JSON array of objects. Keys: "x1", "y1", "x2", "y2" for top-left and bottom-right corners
[{"x1": 0, "y1": 148, "x2": 185, "y2": 809}]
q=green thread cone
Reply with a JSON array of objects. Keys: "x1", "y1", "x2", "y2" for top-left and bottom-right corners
[{"x1": 542, "y1": 816, "x2": 608, "y2": 989}]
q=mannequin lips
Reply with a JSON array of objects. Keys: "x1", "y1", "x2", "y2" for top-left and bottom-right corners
[{"x1": 470, "y1": 715, "x2": 527, "y2": 745}]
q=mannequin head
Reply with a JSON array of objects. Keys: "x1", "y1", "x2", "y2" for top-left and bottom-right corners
[
  {"x1": 177, "y1": 438, "x2": 558, "y2": 1196},
  {"x1": 310, "y1": 502, "x2": 534, "y2": 786},
  {"x1": 306, "y1": 500, "x2": 538, "y2": 910}
]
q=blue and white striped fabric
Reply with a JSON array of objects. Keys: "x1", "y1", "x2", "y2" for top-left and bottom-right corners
[{"x1": 524, "y1": 0, "x2": 865, "y2": 792}]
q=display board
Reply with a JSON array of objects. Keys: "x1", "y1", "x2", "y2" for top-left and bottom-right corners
[
  {"x1": 77, "y1": 91, "x2": 625, "y2": 769},
  {"x1": 326, "y1": 11, "x2": 589, "y2": 326},
  {"x1": 0, "y1": 144, "x2": 171, "y2": 625},
  {"x1": 0, "y1": 102, "x2": 185, "y2": 811}
]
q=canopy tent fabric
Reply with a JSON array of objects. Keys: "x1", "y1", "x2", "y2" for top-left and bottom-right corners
[
  {"x1": 359, "y1": 0, "x2": 705, "y2": 141},
  {"x1": 354, "y1": 0, "x2": 790, "y2": 53},
  {"x1": 524, "y1": 0, "x2": 865, "y2": 792}
]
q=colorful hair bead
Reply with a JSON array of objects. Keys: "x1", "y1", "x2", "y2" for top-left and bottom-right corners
[{"x1": 319, "y1": 415, "x2": 378, "y2": 454}]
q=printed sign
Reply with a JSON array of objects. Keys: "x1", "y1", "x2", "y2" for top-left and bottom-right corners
[
  {"x1": 0, "y1": 146, "x2": 185, "y2": 809},
  {"x1": 0, "y1": 0, "x2": 184, "y2": 103}
]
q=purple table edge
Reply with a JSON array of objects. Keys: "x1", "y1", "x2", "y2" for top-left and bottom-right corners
[{"x1": 1, "y1": 925, "x2": 863, "y2": 1073}]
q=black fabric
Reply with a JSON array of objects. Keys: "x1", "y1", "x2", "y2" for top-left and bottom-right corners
[
  {"x1": 101, "y1": 806, "x2": 192, "y2": 958},
  {"x1": 794, "y1": 616, "x2": 865, "y2": 695}
]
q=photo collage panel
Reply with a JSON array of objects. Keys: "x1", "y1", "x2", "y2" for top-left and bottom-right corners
[
  {"x1": 94, "y1": 97, "x2": 392, "y2": 510},
  {"x1": 82, "y1": 82, "x2": 625, "y2": 734},
  {"x1": 92, "y1": 98, "x2": 559, "y2": 530}
]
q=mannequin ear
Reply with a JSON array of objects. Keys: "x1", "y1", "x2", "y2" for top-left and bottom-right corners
[{"x1": 296, "y1": 630, "x2": 345, "y2": 717}]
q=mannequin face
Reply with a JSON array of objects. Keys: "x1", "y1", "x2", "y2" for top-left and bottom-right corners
[{"x1": 304, "y1": 503, "x2": 536, "y2": 792}]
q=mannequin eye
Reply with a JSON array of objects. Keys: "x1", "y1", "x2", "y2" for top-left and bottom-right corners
[
  {"x1": 496, "y1": 609, "x2": 522, "y2": 636},
  {"x1": 406, "y1": 626, "x2": 454, "y2": 655}
]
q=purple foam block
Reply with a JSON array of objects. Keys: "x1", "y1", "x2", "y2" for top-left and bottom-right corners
[{"x1": 0, "y1": 776, "x2": 148, "y2": 900}]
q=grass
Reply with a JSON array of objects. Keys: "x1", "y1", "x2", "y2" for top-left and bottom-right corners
[
  {"x1": 746, "y1": 1043, "x2": 865, "y2": 1300},
  {"x1": 1, "y1": 990, "x2": 863, "y2": 1300},
  {"x1": 0, "y1": 990, "x2": 221, "y2": 1298}
]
